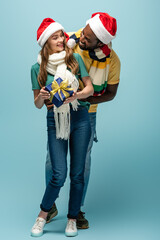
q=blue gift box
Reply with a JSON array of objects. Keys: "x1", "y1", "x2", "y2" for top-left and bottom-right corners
[{"x1": 45, "y1": 77, "x2": 74, "y2": 108}]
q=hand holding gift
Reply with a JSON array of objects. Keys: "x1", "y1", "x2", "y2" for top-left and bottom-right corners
[
  {"x1": 39, "y1": 87, "x2": 51, "y2": 100},
  {"x1": 45, "y1": 78, "x2": 74, "y2": 108},
  {"x1": 63, "y1": 92, "x2": 78, "y2": 104}
]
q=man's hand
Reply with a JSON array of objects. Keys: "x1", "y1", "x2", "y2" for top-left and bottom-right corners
[{"x1": 79, "y1": 83, "x2": 119, "y2": 104}]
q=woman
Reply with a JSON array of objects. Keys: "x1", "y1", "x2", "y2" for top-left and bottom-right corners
[{"x1": 30, "y1": 18, "x2": 93, "y2": 237}]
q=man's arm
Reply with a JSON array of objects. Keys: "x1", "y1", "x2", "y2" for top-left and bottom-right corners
[{"x1": 83, "y1": 83, "x2": 119, "y2": 104}]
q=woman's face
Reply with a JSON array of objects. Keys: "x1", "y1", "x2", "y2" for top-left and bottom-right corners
[{"x1": 47, "y1": 30, "x2": 65, "y2": 54}]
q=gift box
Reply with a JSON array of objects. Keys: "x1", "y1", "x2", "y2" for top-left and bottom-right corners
[{"x1": 45, "y1": 77, "x2": 74, "y2": 108}]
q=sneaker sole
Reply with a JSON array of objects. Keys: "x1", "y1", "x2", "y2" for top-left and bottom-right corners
[
  {"x1": 65, "y1": 231, "x2": 78, "y2": 237},
  {"x1": 31, "y1": 231, "x2": 43, "y2": 237},
  {"x1": 77, "y1": 225, "x2": 89, "y2": 229},
  {"x1": 46, "y1": 210, "x2": 58, "y2": 223}
]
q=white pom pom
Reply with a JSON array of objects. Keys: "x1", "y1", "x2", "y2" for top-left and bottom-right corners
[{"x1": 67, "y1": 39, "x2": 76, "y2": 48}]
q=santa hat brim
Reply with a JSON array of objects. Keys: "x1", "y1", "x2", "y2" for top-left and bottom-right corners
[
  {"x1": 38, "y1": 22, "x2": 64, "y2": 47},
  {"x1": 86, "y1": 14, "x2": 116, "y2": 45}
]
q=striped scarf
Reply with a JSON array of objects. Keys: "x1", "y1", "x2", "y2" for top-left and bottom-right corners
[{"x1": 69, "y1": 28, "x2": 112, "y2": 96}]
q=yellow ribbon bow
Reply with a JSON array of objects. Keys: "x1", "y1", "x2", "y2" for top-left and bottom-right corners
[{"x1": 50, "y1": 79, "x2": 73, "y2": 102}]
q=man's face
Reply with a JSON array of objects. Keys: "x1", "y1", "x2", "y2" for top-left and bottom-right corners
[{"x1": 79, "y1": 24, "x2": 101, "y2": 50}]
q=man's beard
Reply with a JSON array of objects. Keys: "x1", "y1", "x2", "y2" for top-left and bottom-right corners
[{"x1": 79, "y1": 41, "x2": 98, "y2": 51}]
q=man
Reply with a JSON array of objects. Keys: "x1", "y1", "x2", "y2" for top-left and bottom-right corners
[{"x1": 45, "y1": 12, "x2": 121, "y2": 229}]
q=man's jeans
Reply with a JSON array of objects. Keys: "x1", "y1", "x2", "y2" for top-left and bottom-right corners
[
  {"x1": 41, "y1": 106, "x2": 91, "y2": 219},
  {"x1": 45, "y1": 111, "x2": 97, "y2": 207}
]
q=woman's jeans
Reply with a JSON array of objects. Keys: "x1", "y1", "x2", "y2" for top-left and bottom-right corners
[
  {"x1": 40, "y1": 106, "x2": 91, "y2": 219},
  {"x1": 45, "y1": 111, "x2": 97, "y2": 207}
]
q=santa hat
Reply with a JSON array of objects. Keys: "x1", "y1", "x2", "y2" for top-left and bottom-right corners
[
  {"x1": 86, "y1": 12, "x2": 117, "y2": 45},
  {"x1": 37, "y1": 18, "x2": 64, "y2": 47}
]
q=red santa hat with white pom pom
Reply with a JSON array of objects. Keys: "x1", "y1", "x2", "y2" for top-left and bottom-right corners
[
  {"x1": 67, "y1": 12, "x2": 117, "y2": 48},
  {"x1": 37, "y1": 18, "x2": 65, "y2": 48}
]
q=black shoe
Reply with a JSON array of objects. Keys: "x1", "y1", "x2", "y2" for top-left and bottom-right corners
[
  {"x1": 46, "y1": 203, "x2": 58, "y2": 223},
  {"x1": 76, "y1": 211, "x2": 89, "y2": 229}
]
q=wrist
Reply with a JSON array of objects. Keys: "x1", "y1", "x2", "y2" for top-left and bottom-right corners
[
  {"x1": 37, "y1": 93, "x2": 44, "y2": 102},
  {"x1": 76, "y1": 92, "x2": 82, "y2": 100}
]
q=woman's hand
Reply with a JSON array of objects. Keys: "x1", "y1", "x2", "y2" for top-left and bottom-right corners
[
  {"x1": 63, "y1": 75, "x2": 94, "y2": 105},
  {"x1": 33, "y1": 87, "x2": 50, "y2": 109},
  {"x1": 63, "y1": 92, "x2": 78, "y2": 104},
  {"x1": 39, "y1": 87, "x2": 51, "y2": 100}
]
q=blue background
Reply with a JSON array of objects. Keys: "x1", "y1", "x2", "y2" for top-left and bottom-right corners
[{"x1": 0, "y1": 0, "x2": 160, "y2": 239}]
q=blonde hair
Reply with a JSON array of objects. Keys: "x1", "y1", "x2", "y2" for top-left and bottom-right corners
[{"x1": 38, "y1": 35, "x2": 79, "y2": 88}]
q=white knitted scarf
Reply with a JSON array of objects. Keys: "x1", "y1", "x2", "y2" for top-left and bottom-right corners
[{"x1": 37, "y1": 51, "x2": 79, "y2": 140}]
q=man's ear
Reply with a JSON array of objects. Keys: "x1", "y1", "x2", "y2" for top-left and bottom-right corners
[{"x1": 97, "y1": 41, "x2": 104, "y2": 48}]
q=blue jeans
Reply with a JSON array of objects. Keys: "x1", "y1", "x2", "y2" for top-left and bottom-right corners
[
  {"x1": 41, "y1": 106, "x2": 91, "y2": 219},
  {"x1": 45, "y1": 111, "x2": 97, "y2": 207}
]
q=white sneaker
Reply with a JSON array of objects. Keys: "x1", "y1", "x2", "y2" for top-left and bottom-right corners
[
  {"x1": 65, "y1": 219, "x2": 78, "y2": 237},
  {"x1": 31, "y1": 217, "x2": 46, "y2": 237}
]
